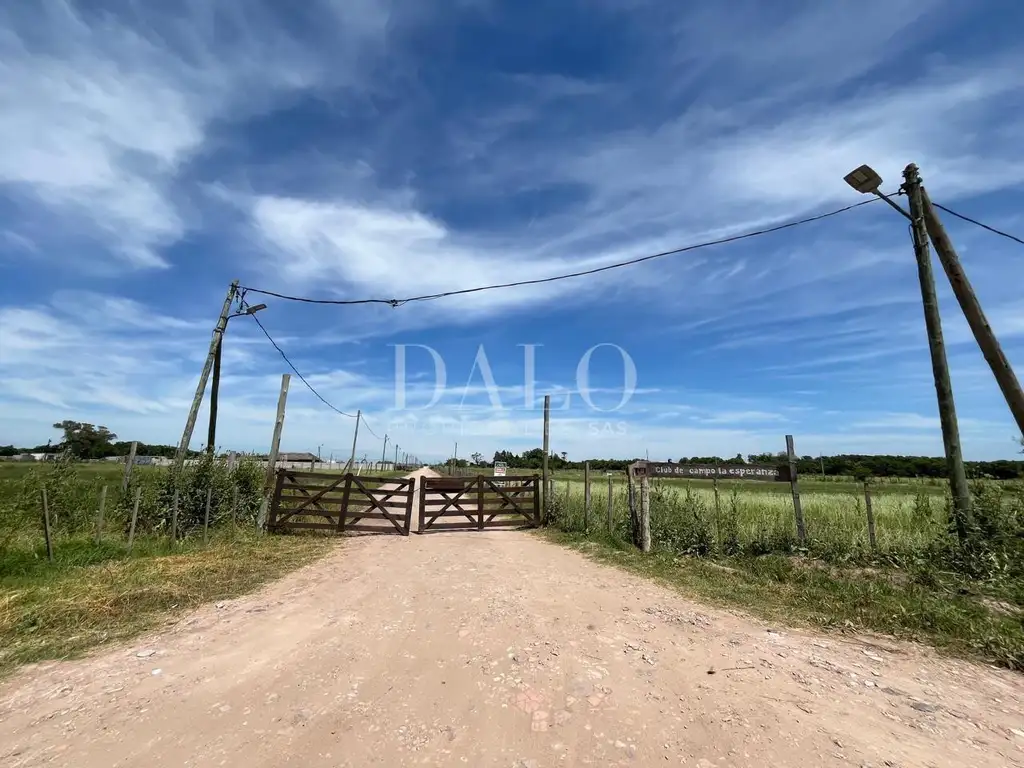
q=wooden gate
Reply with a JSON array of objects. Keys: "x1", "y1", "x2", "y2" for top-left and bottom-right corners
[
  {"x1": 268, "y1": 470, "x2": 414, "y2": 535},
  {"x1": 419, "y1": 475, "x2": 540, "y2": 533}
]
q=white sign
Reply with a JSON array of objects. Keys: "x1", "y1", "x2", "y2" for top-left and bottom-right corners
[{"x1": 493, "y1": 462, "x2": 507, "y2": 477}]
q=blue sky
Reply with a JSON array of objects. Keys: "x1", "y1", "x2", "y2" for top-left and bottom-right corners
[{"x1": 1, "y1": 0, "x2": 1023, "y2": 463}]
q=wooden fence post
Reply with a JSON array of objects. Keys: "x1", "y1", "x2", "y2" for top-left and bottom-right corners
[
  {"x1": 94, "y1": 485, "x2": 108, "y2": 545},
  {"x1": 785, "y1": 434, "x2": 806, "y2": 545},
  {"x1": 127, "y1": 487, "x2": 141, "y2": 553},
  {"x1": 606, "y1": 474, "x2": 613, "y2": 532},
  {"x1": 639, "y1": 469, "x2": 652, "y2": 553},
  {"x1": 203, "y1": 486, "x2": 213, "y2": 544},
  {"x1": 627, "y1": 464, "x2": 637, "y2": 544},
  {"x1": 227, "y1": 451, "x2": 237, "y2": 472},
  {"x1": 263, "y1": 373, "x2": 292, "y2": 493},
  {"x1": 863, "y1": 481, "x2": 877, "y2": 550},
  {"x1": 584, "y1": 462, "x2": 591, "y2": 532},
  {"x1": 712, "y1": 476, "x2": 721, "y2": 546},
  {"x1": 170, "y1": 487, "x2": 180, "y2": 544},
  {"x1": 121, "y1": 441, "x2": 138, "y2": 495},
  {"x1": 41, "y1": 487, "x2": 54, "y2": 563},
  {"x1": 541, "y1": 394, "x2": 551, "y2": 524}
]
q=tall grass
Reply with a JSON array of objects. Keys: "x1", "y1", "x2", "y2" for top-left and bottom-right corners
[
  {"x1": 549, "y1": 477, "x2": 1024, "y2": 574},
  {"x1": 0, "y1": 453, "x2": 266, "y2": 568}
]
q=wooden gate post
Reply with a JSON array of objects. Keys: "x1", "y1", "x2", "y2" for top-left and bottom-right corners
[
  {"x1": 542, "y1": 394, "x2": 551, "y2": 523},
  {"x1": 127, "y1": 487, "x2": 141, "y2": 553},
  {"x1": 785, "y1": 434, "x2": 806, "y2": 545}
]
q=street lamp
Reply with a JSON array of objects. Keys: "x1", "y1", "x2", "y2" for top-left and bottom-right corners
[
  {"x1": 207, "y1": 302, "x2": 267, "y2": 455},
  {"x1": 843, "y1": 164, "x2": 912, "y2": 220}
]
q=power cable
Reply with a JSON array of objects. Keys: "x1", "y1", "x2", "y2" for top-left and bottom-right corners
[
  {"x1": 247, "y1": 313, "x2": 358, "y2": 419},
  {"x1": 931, "y1": 202, "x2": 1024, "y2": 246},
  {"x1": 240, "y1": 197, "x2": 882, "y2": 308}
]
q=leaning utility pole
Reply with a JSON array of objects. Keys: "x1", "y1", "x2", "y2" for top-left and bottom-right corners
[
  {"x1": 175, "y1": 280, "x2": 239, "y2": 471},
  {"x1": 920, "y1": 188, "x2": 1024, "y2": 437},
  {"x1": 904, "y1": 164, "x2": 971, "y2": 536},
  {"x1": 381, "y1": 434, "x2": 389, "y2": 470},
  {"x1": 345, "y1": 409, "x2": 361, "y2": 472}
]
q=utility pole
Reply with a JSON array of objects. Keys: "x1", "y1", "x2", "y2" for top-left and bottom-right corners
[
  {"x1": 920, "y1": 188, "x2": 1024, "y2": 437},
  {"x1": 207, "y1": 334, "x2": 223, "y2": 457},
  {"x1": 381, "y1": 434, "x2": 388, "y2": 470},
  {"x1": 904, "y1": 164, "x2": 971, "y2": 536},
  {"x1": 542, "y1": 394, "x2": 551, "y2": 523},
  {"x1": 394, "y1": 443, "x2": 399, "y2": 468},
  {"x1": 346, "y1": 409, "x2": 361, "y2": 472},
  {"x1": 176, "y1": 280, "x2": 238, "y2": 470}
]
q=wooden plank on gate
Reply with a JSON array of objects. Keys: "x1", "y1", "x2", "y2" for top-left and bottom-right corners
[
  {"x1": 349, "y1": 476, "x2": 408, "y2": 533},
  {"x1": 403, "y1": 478, "x2": 415, "y2": 535},
  {"x1": 289, "y1": 473, "x2": 347, "y2": 515}
]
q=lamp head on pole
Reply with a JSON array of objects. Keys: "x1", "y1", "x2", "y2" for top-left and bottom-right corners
[
  {"x1": 843, "y1": 164, "x2": 883, "y2": 195},
  {"x1": 243, "y1": 303, "x2": 267, "y2": 314}
]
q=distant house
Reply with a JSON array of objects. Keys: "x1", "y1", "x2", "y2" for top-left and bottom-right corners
[{"x1": 277, "y1": 452, "x2": 319, "y2": 463}]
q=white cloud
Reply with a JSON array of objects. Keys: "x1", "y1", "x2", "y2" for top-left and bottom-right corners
[{"x1": 0, "y1": 0, "x2": 391, "y2": 270}]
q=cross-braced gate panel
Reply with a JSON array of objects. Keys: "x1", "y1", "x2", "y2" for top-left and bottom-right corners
[
  {"x1": 419, "y1": 475, "x2": 540, "y2": 533},
  {"x1": 269, "y1": 470, "x2": 414, "y2": 535}
]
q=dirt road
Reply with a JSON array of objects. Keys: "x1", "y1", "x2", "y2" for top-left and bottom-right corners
[{"x1": 2, "y1": 533, "x2": 1022, "y2": 767}]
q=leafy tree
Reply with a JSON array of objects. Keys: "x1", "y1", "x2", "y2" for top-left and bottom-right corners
[
  {"x1": 470, "y1": 452, "x2": 483, "y2": 465},
  {"x1": 52, "y1": 421, "x2": 118, "y2": 459}
]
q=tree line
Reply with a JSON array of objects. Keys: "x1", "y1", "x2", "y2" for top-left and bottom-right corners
[
  {"x1": 479, "y1": 449, "x2": 1023, "y2": 480},
  {"x1": 1, "y1": 421, "x2": 197, "y2": 460}
]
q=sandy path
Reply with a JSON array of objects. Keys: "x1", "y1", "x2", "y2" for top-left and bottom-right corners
[{"x1": 1, "y1": 512, "x2": 1022, "y2": 766}]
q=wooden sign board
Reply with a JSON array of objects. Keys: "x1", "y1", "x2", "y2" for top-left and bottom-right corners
[{"x1": 641, "y1": 462, "x2": 789, "y2": 482}]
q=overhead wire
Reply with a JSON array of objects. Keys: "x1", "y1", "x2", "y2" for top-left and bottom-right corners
[
  {"x1": 930, "y1": 202, "x2": 1024, "y2": 247},
  {"x1": 246, "y1": 312, "x2": 358, "y2": 419},
  {"x1": 240, "y1": 196, "x2": 884, "y2": 308}
]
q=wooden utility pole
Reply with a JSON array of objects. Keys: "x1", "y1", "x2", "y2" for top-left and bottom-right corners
[
  {"x1": 345, "y1": 409, "x2": 361, "y2": 472},
  {"x1": 394, "y1": 443, "x2": 400, "y2": 469},
  {"x1": 381, "y1": 434, "x2": 389, "y2": 471},
  {"x1": 263, "y1": 374, "x2": 291, "y2": 492},
  {"x1": 921, "y1": 188, "x2": 1024, "y2": 437},
  {"x1": 175, "y1": 280, "x2": 239, "y2": 470},
  {"x1": 541, "y1": 395, "x2": 551, "y2": 523},
  {"x1": 904, "y1": 164, "x2": 971, "y2": 536},
  {"x1": 207, "y1": 332, "x2": 223, "y2": 456}
]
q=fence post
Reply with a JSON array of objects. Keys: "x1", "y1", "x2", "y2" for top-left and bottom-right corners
[
  {"x1": 785, "y1": 434, "x2": 806, "y2": 545},
  {"x1": 542, "y1": 394, "x2": 551, "y2": 524},
  {"x1": 121, "y1": 441, "x2": 138, "y2": 494},
  {"x1": 170, "y1": 487, "x2": 180, "y2": 544},
  {"x1": 863, "y1": 481, "x2": 877, "y2": 550},
  {"x1": 606, "y1": 474, "x2": 613, "y2": 532},
  {"x1": 127, "y1": 487, "x2": 141, "y2": 553},
  {"x1": 95, "y1": 485, "x2": 108, "y2": 545},
  {"x1": 41, "y1": 487, "x2": 54, "y2": 562},
  {"x1": 639, "y1": 470, "x2": 652, "y2": 553},
  {"x1": 627, "y1": 464, "x2": 637, "y2": 544},
  {"x1": 713, "y1": 476, "x2": 721, "y2": 546},
  {"x1": 203, "y1": 486, "x2": 213, "y2": 545},
  {"x1": 584, "y1": 462, "x2": 591, "y2": 532}
]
